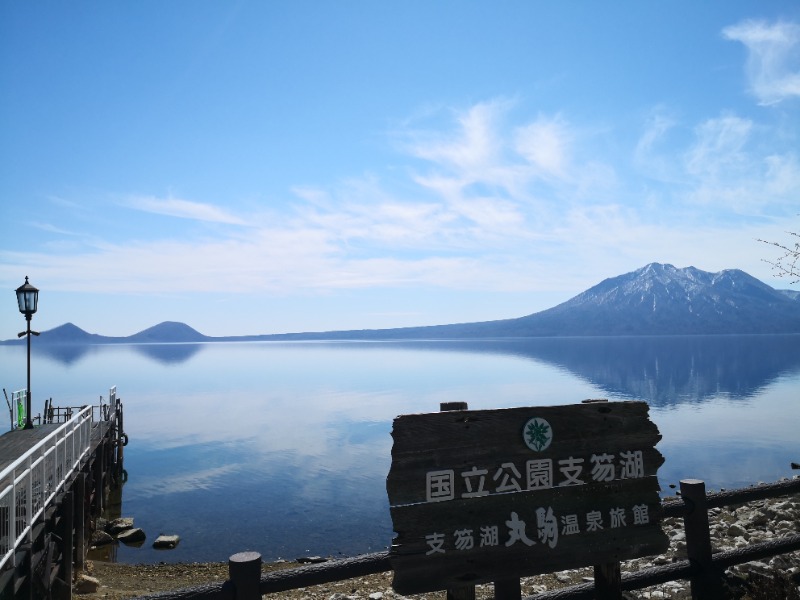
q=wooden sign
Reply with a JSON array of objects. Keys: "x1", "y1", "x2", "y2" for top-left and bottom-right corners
[{"x1": 386, "y1": 401, "x2": 668, "y2": 595}]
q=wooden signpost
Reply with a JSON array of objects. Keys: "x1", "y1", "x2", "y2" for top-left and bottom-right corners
[{"x1": 386, "y1": 401, "x2": 668, "y2": 596}]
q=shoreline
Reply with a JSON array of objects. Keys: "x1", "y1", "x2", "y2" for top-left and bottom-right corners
[{"x1": 75, "y1": 493, "x2": 799, "y2": 599}]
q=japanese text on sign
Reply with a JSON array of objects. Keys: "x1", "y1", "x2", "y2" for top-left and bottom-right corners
[
  {"x1": 426, "y1": 450, "x2": 645, "y2": 503},
  {"x1": 424, "y1": 502, "x2": 652, "y2": 555}
]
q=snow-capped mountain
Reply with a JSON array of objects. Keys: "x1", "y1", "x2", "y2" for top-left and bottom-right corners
[{"x1": 508, "y1": 263, "x2": 800, "y2": 335}]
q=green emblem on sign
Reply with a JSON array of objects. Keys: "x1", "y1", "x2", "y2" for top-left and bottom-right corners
[{"x1": 523, "y1": 417, "x2": 552, "y2": 451}]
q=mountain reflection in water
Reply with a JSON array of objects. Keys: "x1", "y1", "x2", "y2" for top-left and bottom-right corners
[
  {"x1": 388, "y1": 335, "x2": 800, "y2": 405},
  {"x1": 31, "y1": 335, "x2": 800, "y2": 405},
  {"x1": 33, "y1": 342, "x2": 206, "y2": 365}
]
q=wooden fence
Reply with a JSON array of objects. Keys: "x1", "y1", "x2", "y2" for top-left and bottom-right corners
[{"x1": 132, "y1": 477, "x2": 800, "y2": 600}]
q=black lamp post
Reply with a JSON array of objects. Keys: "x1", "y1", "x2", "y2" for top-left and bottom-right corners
[{"x1": 15, "y1": 276, "x2": 39, "y2": 430}]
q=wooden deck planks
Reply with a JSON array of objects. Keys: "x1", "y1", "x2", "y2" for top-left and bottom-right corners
[
  {"x1": 0, "y1": 424, "x2": 60, "y2": 474},
  {"x1": 0, "y1": 421, "x2": 111, "y2": 475}
]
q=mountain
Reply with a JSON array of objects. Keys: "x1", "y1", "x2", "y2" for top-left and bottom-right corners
[
  {"x1": 34, "y1": 322, "x2": 107, "y2": 344},
  {"x1": 781, "y1": 289, "x2": 800, "y2": 302},
  {"x1": 505, "y1": 263, "x2": 800, "y2": 336},
  {"x1": 260, "y1": 263, "x2": 800, "y2": 339},
  {"x1": 0, "y1": 321, "x2": 210, "y2": 345},
  {"x1": 2, "y1": 264, "x2": 799, "y2": 344},
  {"x1": 126, "y1": 321, "x2": 210, "y2": 343}
]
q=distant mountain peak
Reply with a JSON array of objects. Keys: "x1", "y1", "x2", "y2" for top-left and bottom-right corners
[
  {"x1": 129, "y1": 321, "x2": 209, "y2": 343},
  {"x1": 526, "y1": 263, "x2": 798, "y2": 335},
  {"x1": 2, "y1": 264, "x2": 798, "y2": 344},
  {"x1": 0, "y1": 320, "x2": 211, "y2": 345},
  {"x1": 52, "y1": 322, "x2": 86, "y2": 333},
  {"x1": 40, "y1": 322, "x2": 100, "y2": 342}
]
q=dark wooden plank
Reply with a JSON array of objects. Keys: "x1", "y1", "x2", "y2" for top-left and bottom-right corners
[
  {"x1": 390, "y1": 477, "x2": 667, "y2": 591},
  {"x1": 0, "y1": 418, "x2": 113, "y2": 477},
  {"x1": 387, "y1": 401, "x2": 667, "y2": 595},
  {"x1": 0, "y1": 424, "x2": 61, "y2": 474},
  {"x1": 388, "y1": 402, "x2": 663, "y2": 506},
  {"x1": 390, "y1": 402, "x2": 660, "y2": 456},
  {"x1": 387, "y1": 447, "x2": 664, "y2": 506}
]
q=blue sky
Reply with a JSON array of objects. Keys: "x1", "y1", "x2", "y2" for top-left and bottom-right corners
[{"x1": 1, "y1": 2, "x2": 799, "y2": 337}]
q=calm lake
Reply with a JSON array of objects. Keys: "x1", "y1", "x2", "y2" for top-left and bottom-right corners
[{"x1": 1, "y1": 335, "x2": 798, "y2": 564}]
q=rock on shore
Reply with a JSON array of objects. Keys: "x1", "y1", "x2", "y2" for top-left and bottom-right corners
[
  {"x1": 77, "y1": 493, "x2": 799, "y2": 600},
  {"x1": 90, "y1": 516, "x2": 179, "y2": 550}
]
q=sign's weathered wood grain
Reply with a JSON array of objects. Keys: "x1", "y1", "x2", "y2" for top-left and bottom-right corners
[{"x1": 386, "y1": 401, "x2": 668, "y2": 595}]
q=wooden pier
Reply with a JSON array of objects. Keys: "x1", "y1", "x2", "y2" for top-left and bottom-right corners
[{"x1": 0, "y1": 387, "x2": 125, "y2": 600}]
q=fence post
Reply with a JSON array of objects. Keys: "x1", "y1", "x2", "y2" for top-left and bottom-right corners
[
  {"x1": 593, "y1": 562, "x2": 621, "y2": 600},
  {"x1": 229, "y1": 551, "x2": 262, "y2": 600},
  {"x1": 494, "y1": 578, "x2": 521, "y2": 600},
  {"x1": 578, "y1": 400, "x2": 623, "y2": 600},
  {"x1": 680, "y1": 479, "x2": 723, "y2": 599},
  {"x1": 439, "y1": 402, "x2": 478, "y2": 600}
]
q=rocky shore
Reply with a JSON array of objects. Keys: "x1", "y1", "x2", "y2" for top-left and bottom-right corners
[{"x1": 76, "y1": 493, "x2": 799, "y2": 600}]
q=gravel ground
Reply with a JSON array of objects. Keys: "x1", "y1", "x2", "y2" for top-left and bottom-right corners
[
  {"x1": 76, "y1": 559, "x2": 597, "y2": 600},
  {"x1": 74, "y1": 494, "x2": 799, "y2": 600}
]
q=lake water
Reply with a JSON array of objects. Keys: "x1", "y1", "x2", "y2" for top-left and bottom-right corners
[{"x1": 1, "y1": 335, "x2": 798, "y2": 565}]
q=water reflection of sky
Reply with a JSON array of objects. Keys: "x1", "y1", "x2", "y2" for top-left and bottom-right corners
[{"x1": 1, "y1": 336, "x2": 798, "y2": 564}]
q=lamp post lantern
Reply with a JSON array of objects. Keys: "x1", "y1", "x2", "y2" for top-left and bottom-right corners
[{"x1": 15, "y1": 276, "x2": 39, "y2": 430}]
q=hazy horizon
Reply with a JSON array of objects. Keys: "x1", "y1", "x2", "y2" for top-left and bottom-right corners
[
  {"x1": 5, "y1": 261, "x2": 800, "y2": 339},
  {"x1": 2, "y1": 2, "x2": 798, "y2": 338}
]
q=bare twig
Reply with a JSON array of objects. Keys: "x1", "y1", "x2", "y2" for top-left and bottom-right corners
[{"x1": 758, "y1": 230, "x2": 800, "y2": 285}]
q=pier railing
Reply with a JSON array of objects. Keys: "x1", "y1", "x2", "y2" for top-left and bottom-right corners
[
  {"x1": 42, "y1": 385, "x2": 118, "y2": 425},
  {"x1": 0, "y1": 406, "x2": 93, "y2": 572}
]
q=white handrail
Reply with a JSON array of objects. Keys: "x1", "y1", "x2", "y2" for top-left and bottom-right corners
[{"x1": 0, "y1": 405, "x2": 93, "y2": 571}]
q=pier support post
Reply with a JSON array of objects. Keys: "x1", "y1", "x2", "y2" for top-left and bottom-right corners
[
  {"x1": 229, "y1": 551, "x2": 262, "y2": 600},
  {"x1": 61, "y1": 485, "x2": 74, "y2": 600},
  {"x1": 74, "y1": 473, "x2": 86, "y2": 572},
  {"x1": 116, "y1": 399, "x2": 124, "y2": 467},
  {"x1": 93, "y1": 441, "x2": 104, "y2": 515}
]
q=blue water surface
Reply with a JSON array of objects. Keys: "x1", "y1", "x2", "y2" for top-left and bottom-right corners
[{"x1": 1, "y1": 335, "x2": 797, "y2": 564}]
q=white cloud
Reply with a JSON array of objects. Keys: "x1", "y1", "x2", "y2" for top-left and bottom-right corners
[
  {"x1": 400, "y1": 99, "x2": 536, "y2": 198},
  {"x1": 295, "y1": 178, "x2": 456, "y2": 249},
  {"x1": 684, "y1": 114, "x2": 753, "y2": 179},
  {"x1": 634, "y1": 107, "x2": 679, "y2": 181},
  {"x1": 126, "y1": 195, "x2": 249, "y2": 225},
  {"x1": 514, "y1": 115, "x2": 572, "y2": 180},
  {"x1": 764, "y1": 153, "x2": 800, "y2": 196},
  {"x1": 5, "y1": 95, "x2": 798, "y2": 313},
  {"x1": 405, "y1": 100, "x2": 505, "y2": 174},
  {"x1": 30, "y1": 222, "x2": 80, "y2": 236},
  {"x1": 723, "y1": 19, "x2": 800, "y2": 105},
  {"x1": 679, "y1": 113, "x2": 800, "y2": 215}
]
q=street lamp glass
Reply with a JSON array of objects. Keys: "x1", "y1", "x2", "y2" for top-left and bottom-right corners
[{"x1": 16, "y1": 276, "x2": 39, "y2": 316}]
